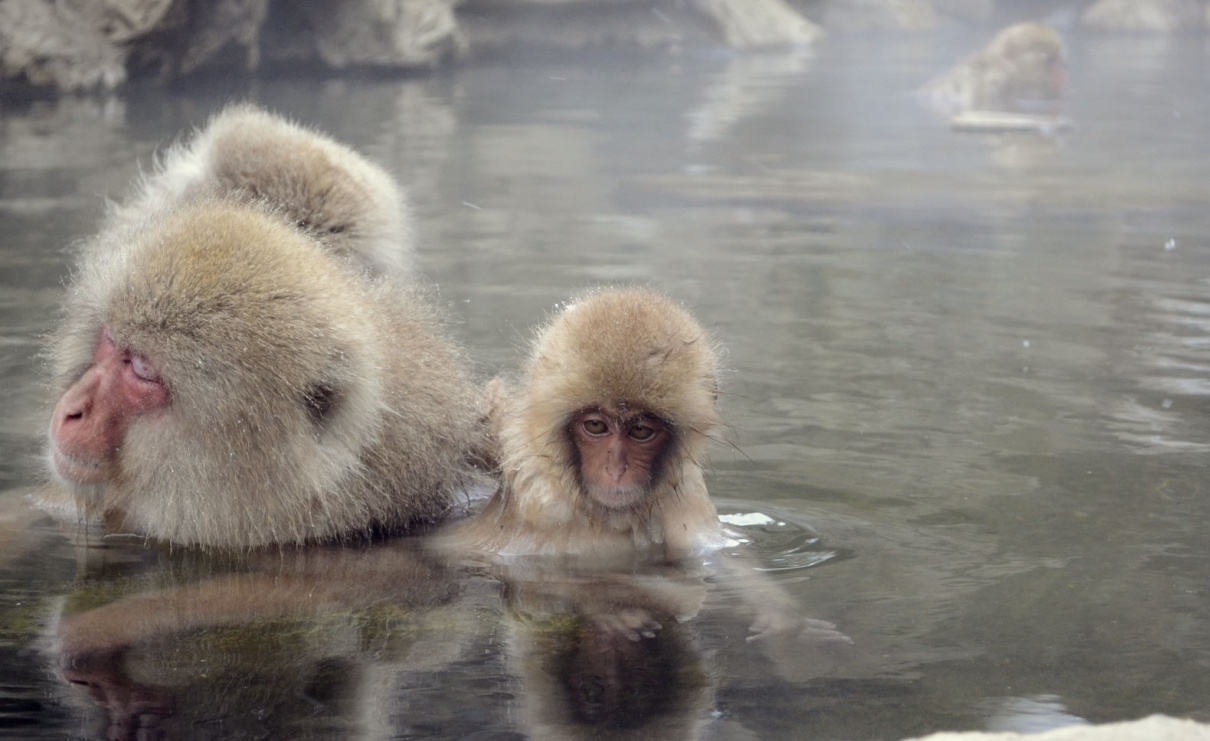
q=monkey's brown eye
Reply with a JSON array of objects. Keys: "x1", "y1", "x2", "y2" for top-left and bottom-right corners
[
  {"x1": 582, "y1": 418, "x2": 608, "y2": 436},
  {"x1": 629, "y1": 424, "x2": 655, "y2": 441}
]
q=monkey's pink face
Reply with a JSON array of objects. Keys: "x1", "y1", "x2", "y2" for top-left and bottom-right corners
[
  {"x1": 49, "y1": 327, "x2": 169, "y2": 487},
  {"x1": 570, "y1": 410, "x2": 668, "y2": 510},
  {"x1": 1048, "y1": 57, "x2": 1066, "y2": 95}
]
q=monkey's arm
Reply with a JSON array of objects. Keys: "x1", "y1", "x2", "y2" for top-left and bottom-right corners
[
  {"x1": 707, "y1": 552, "x2": 853, "y2": 682},
  {"x1": 708, "y1": 552, "x2": 850, "y2": 643}
]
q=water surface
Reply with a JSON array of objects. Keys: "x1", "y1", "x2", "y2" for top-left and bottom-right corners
[{"x1": 2, "y1": 32, "x2": 1209, "y2": 740}]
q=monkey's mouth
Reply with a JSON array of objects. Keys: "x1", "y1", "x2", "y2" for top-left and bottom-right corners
[
  {"x1": 50, "y1": 445, "x2": 107, "y2": 487},
  {"x1": 585, "y1": 484, "x2": 647, "y2": 510}
]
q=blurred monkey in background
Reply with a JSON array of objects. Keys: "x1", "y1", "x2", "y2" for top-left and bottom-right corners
[{"x1": 922, "y1": 22, "x2": 1065, "y2": 114}]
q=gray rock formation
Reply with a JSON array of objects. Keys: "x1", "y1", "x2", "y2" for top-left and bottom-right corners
[{"x1": 1081, "y1": 0, "x2": 1203, "y2": 32}]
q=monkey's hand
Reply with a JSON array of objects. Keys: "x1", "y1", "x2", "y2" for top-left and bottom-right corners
[
  {"x1": 747, "y1": 608, "x2": 851, "y2": 644},
  {"x1": 589, "y1": 608, "x2": 663, "y2": 642}
]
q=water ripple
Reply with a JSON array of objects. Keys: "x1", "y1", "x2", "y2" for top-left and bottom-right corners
[{"x1": 717, "y1": 504, "x2": 845, "y2": 573}]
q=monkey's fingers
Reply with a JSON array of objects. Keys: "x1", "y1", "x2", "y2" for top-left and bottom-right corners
[
  {"x1": 590, "y1": 608, "x2": 662, "y2": 641},
  {"x1": 747, "y1": 610, "x2": 853, "y2": 644}
]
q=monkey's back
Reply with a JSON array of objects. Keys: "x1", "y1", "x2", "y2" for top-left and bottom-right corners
[{"x1": 361, "y1": 280, "x2": 486, "y2": 532}]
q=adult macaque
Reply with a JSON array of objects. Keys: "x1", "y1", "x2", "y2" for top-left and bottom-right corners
[
  {"x1": 44, "y1": 106, "x2": 484, "y2": 548},
  {"x1": 454, "y1": 288, "x2": 726, "y2": 562},
  {"x1": 921, "y1": 22, "x2": 1065, "y2": 114},
  {"x1": 107, "y1": 104, "x2": 414, "y2": 277}
]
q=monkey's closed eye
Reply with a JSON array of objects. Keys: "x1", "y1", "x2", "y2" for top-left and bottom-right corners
[
  {"x1": 129, "y1": 354, "x2": 161, "y2": 384},
  {"x1": 304, "y1": 382, "x2": 340, "y2": 425}
]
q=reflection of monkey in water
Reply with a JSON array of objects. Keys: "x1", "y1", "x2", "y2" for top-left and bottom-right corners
[
  {"x1": 494, "y1": 547, "x2": 851, "y2": 740},
  {"x1": 49, "y1": 542, "x2": 471, "y2": 740},
  {"x1": 564, "y1": 625, "x2": 669, "y2": 727},
  {"x1": 501, "y1": 565, "x2": 716, "y2": 741},
  {"x1": 60, "y1": 649, "x2": 175, "y2": 740},
  {"x1": 551, "y1": 618, "x2": 708, "y2": 736}
]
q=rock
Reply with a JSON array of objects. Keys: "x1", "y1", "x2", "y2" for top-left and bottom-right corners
[
  {"x1": 458, "y1": 0, "x2": 820, "y2": 53},
  {"x1": 74, "y1": 0, "x2": 175, "y2": 43},
  {"x1": 0, "y1": 0, "x2": 126, "y2": 90},
  {"x1": 116, "y1": 0, "x2": 267, "y2": 80},
  {"x1": 929, "y1": 0, "x2": 992, "y2": 23},
  {"x1": 176, "y1": 0, "x2": 268, "y2": 76},
  {"x1": 1081, "y1": 0, "x2": 1203, "y2": 32},
  {"x1": 456, "y1": 0, "x2": 703, "y2": 54},
  {"x1": 0, "y1": 0, "x2": 267, "y2": 90},
  {"x1": 823, "y1": 0, "x2": 936, "y2": 31},
  {"x1": 695, "y1": 0, "x2": 824, "y2": 48},
  {"x1": 265, "y1": 0, "x2": 465, "y2": 71},
  {"x1": 82, "y1": 0, "x2": 267, "y2": 80}
]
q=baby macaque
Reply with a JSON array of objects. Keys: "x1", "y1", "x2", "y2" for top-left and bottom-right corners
[
  {"x1": 454, "y1": 288, "x2": 726, "y2": 562},
  {"x1": 44, "y1": 105, "x2": 484, "y2": 548},
  {"x1": 921, "y1": 22, "x2": 1065, "y2": 114},
  {"x1": 107, "y1": 103, "x2": 414, "y2": 277},
  {"x1": 442, "y1": 288, "x2": 850, "y2": 649}
]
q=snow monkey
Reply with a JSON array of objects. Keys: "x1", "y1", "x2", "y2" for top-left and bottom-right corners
[
  {"x1": 922, "y1": 22, "x2": 1065, "y2": 114},
  {"x1": 456, "y1": 288, "x2": 727, "y2": 562},
  {"x1": 45, "y1": 105, "x2": 484, "y2": 548}
]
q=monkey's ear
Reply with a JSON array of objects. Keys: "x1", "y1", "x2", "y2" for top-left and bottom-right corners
[{"x1": 303, "y1": 382, "x2": 341, "y2": 425}]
